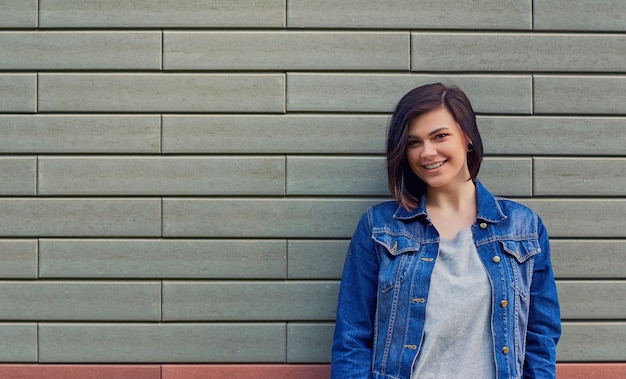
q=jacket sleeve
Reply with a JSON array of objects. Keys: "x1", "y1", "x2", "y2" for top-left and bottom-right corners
[
  {"x1": 331, "y1": 210, "x2": 379, "y2": 379},
  {"x1": 523, "y1": 216, "x2": 562, "y2": 378}
]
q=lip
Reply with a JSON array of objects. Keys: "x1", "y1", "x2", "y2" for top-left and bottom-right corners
[{"x1": 422, "y1": 160, "x2": 446, "y2": 171}]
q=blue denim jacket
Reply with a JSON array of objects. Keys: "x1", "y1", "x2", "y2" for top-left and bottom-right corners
[{"x1": 331, "y1": 180, "x2": 561, "y2": 379}]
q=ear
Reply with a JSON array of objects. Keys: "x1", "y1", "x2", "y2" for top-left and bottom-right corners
[{"x1": 465, "y1": 136, "x2": 474, "y2": 153}]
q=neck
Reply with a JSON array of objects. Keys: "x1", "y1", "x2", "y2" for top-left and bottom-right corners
[{"x1": 426, "y1": 179, "x2": 476, "y2": 212}]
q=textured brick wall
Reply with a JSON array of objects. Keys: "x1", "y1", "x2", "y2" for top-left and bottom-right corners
[{"x1": 1, "y1": 0, "x2": 625, "y2": 375}]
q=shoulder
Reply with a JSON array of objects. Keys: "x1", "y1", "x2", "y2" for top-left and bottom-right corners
[
  {"x1": 493, "y1": 196, "x2": 545, "y2": 237},
  {"x1": 494, "y1": 196, "x2": 538, "y2": 219},
  {"x1": 369, "y1": 200, "x2": 401, "y2": 214},
  {"x1": 358, "y1": 201, "x2": 403, "y2": 228}
]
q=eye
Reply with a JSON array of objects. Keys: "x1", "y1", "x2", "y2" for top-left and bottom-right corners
[
  {"x1": 408, "y1": 139, "x2": 421, "y2": 147},
  {"x1": 434, "y1": 133, "x2": 449, "y2": 140}
]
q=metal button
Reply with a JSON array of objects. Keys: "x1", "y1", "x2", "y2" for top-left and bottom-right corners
[
  {"x1": 501, "y1": 300, "x2": 508, "y2": 308},
  {"x1": 502, "y1": 346, "x2": 510, "y2": 354},
  {"x1": 479, "y1": 222, "x2": 488, "y2": 229},
  {"x1": 493, "y1": 256, "x2": 501, "y2": 263}
]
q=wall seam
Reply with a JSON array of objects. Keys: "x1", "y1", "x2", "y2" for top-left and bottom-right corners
[
  {"x1": 531, "y1": 0, "x2": 535, "y2": 31},
  {"x1": 284, "y1": 0, "x2": 289, "y2": 28},
  {"x1": 36, "y1": 323, "x2": 39, "y2": 363}
]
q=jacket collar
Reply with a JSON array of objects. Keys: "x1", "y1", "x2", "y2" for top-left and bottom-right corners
[{"x1": 393, "y1": 179, "x2": 507, "y2": 224}]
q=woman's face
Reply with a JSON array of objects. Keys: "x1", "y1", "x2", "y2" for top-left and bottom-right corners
[{"x1": 406, "y1": 107, "x2": 471, "y2": 192}]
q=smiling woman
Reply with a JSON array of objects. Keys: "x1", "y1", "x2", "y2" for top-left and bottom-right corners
[
  {"x1": 331, "y1": 83, "x2": 562, "y2": 379},
  {"x1": 406, "y1": 107, "x2": 477, "y2": 240},
  {"x1": 386, "y1": 84, "x2": 483, "y2": 212}
]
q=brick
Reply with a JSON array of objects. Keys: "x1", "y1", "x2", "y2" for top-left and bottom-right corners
[
  {"x1": 478, "y1": 158, "x2": 531, "y2": 197},
  {"x1": 0, "y1": 281, "x2": 160, "y2": 321},
  {"x1": 157, "y1": 365, "x2": 611, "y2": 379},
  {"x1": 551, "y1": 240, "x2": 626, "y2": 279},
  {"x1": 287, "y1": 240, "x2": 348, "y2": 279},
  {"x1": 164, "y1": 31, "x2": 408, "y2": 71},
  {"x1": 0, "y1": 240, "x2": 37, "y2": 279},
  {"x1": 534, "y1": 76, "x2": 626, "y2": 115},
  {"x1": 0, "y1": 365, "x2": 161, "y2": 379},
  {"x1": 479, "y1": 116, "x2": 626, "y2": 156},
  {"x1": 39, "y1": 239, "x2": 286, "y2": 279},
  {"x1": 0, "y1": 0, "x2": 36, "y2": 28},
  {"x1": 0, "y1": 74, "x2": 35, "y2": 113},
  {"x1": 287, "y1": 323, "x2": 334, "y2": 363},
  {"x1": 286, "y1": 156, "x2": 530, "y2": 197},
  {"x1": 0, "y1": 157, "x2": 35, "y2": 195},
  {"x1": 38, "y1": 323, "x2": 286, "y2": 362},
  {"x1": 287, "y1": 0, "x2": 530, "y2": 29},
  {"x1": 520, "y1": 199, "x2": 626, "y2": 238},
  {"x1": 39, "y1": 0, "x2": 284, "y2": 28},
  {"x1": 559, "y1": 322, "x2": 626, "y2": 361},
  {"x1": 412, "y1": 33, "x2": 626, "y2": 72},
  {"x1": 162, "y1": 115, "x2": 387, "y2": 154},
  {"x1": 38, "y1": 156, "x2": 285, "y2": 196},
  {"x1": 163, "y1": 199, "x2": 379, "y2": 238},
  {"x1": 163, "y1": 281, "x2": 338, "y2": 321},
  {"x1": 557, "y1": 364, "x2": 626, "y2": 379},
  {"x1": 557, "y1": 280, "x2": 626, "y2": 320},
  {"x1": 534, "y1": 158, "x2": 626, "y2": 196},
  {"x1": 0, "y1": 323, "x2": 37, "y2": 362},
  {"x1": 162, "y1": 364, "x2": 330, "y2": 379},
  {"x1": 0, "y1": 32, "x2": 160, "y2": 70},
  {"x1": 0, "y1": 115, "x2": 160, "y2": 153},
  {"x1": 534, "y1": 0, "x2": 626, "y2": 31},
  {"x1": 38, "y1": 74, "x2": 285, "y2": 113},
  {"x1": 0, "y1": 199, "x2": 160, "y2": 237},
  {"x1": 286, "y1": 156, "x2": 388, "y2": 196},
  {"x1": 287, "y1": 74, "x2": 531, "y2": 114}
]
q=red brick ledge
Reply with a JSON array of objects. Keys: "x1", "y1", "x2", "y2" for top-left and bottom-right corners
[
  {"x1": 0, "y1": 363, "x2": 624, "y2": 378},
  {"x1": 557, "y1": 363, "x2": 626, "y2": 379},
  {"x1": 163, "y1": 364, "x2": 330, "y2": 379},
  {"x1": 0, "y1": 364, "x2": 160, "y2": 379}
]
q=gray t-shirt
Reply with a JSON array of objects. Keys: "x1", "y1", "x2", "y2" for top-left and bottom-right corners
[{"x1": 411, "y1": 227, "x2": 496, "y2": 378}]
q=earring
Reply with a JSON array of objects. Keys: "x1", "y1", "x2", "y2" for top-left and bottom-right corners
[{"x1": 467, "y1": 143, "x2": 474, "y2": 152}]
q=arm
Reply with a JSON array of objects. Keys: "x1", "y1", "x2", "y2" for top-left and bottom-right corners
[
  {"x1": 523, "y1": 216, "x2": 561, "y2": 378},
  {"x1": 331, "y1": 210, "x2": 379, "y2": 379}
]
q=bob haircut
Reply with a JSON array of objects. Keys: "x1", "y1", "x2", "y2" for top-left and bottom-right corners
[{"x1": 386, "y1": 82, "x2": 483, "y2": 210}]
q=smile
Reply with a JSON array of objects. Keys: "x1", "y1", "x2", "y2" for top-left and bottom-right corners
[{"x1": 424, "y1": 161, "x2": 444, "y2": 170}]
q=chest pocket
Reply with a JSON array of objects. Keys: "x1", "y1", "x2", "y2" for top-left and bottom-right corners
[
  {"x1": 500, "y1": 238, "x2": 541, "y2": 297},
  {"x1": 372, "y1": 231, "x2": 420, "y2": 293}
]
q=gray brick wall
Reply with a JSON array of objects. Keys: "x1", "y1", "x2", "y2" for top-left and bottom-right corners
[{"x1": 1, "y1": 0, "x2": 624, "y2": 364}]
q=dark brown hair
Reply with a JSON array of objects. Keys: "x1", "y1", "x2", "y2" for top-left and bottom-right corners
[{"x1": 386, "y1": 83, "x2": 483, "y2": 210}]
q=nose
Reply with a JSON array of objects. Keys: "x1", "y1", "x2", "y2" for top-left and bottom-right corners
[{"x1": 421, "y1": 141, "x2": 436, "y2": 158}]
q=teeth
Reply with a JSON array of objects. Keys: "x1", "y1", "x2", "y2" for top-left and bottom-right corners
[{"x1": 424, "y1": 162, "x2": 443, "y2": 170}]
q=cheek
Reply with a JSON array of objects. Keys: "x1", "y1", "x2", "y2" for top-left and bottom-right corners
[
  {"x1": 406, "y1": 151, "x2": 423, "y2": 176},
  {"x1": 406, "y1": 148, "x2": 420, "y2": 164}
]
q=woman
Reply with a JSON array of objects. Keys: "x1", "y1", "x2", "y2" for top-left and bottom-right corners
[{"x1": 331, "y1": 83, "x2": 561, "y2": 379}]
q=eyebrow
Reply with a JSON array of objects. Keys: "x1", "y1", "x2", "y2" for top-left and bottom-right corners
[{"x1": 407, "y1": 127, "x2": 450, "y2": 139}]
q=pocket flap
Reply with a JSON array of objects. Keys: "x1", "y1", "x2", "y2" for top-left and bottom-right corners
[
  {"x1": 500, "y1": 239, "x2": 540, "y2": 263},
  {"x1": 372, "y1": 231, "x2": 420, "y2": 256}
]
